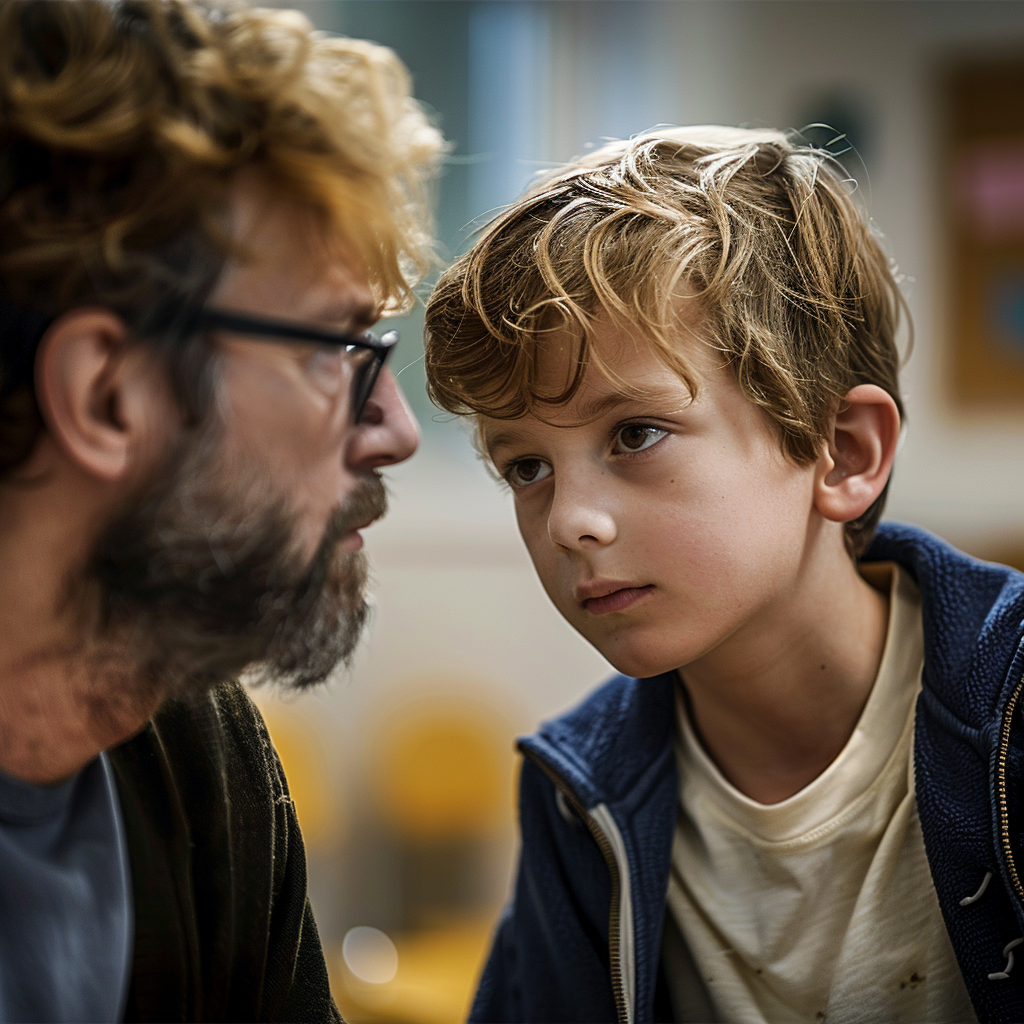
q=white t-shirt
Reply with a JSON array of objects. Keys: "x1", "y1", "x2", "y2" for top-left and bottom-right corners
[{"x1": 665, "y1": 563, "x2": 977, "y2": 1024}]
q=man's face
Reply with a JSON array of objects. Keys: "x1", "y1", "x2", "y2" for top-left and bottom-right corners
[
  {"x1": 481, "y1": 319, "x2": 819, "y2": 680},
  {"x1": 209, "y1": 183, "x2": 420, "y2": 564},
  {"x1": 88, "y1": 180, "x2": 419, "y2": 697}
]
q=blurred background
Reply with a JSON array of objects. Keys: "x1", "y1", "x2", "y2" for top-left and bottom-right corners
[{"x1": 250, "y1": 2, "x2": 1024, "y2": 1019}]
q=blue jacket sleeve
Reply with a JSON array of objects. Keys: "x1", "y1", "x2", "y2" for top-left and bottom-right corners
[
  {"x1": 469, "y1": 756, "x2": 619, "y2": 1023},
  {"x1": 469, "y1": 904, "x2": 519, "y2": 1023}
]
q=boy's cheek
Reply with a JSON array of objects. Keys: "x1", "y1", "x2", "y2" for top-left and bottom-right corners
[
  {"x1": 515, "y1": 506, "x2": 555, "y2": 567},
  {"x1": 525, "y1": 547, "x2": 570, "y2": 614}
]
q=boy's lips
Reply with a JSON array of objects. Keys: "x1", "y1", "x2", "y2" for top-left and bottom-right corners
[{"x1": 576, "y1": 581, "x2": 655, "y2": 615}]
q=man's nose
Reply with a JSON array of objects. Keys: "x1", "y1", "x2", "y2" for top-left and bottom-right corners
[
  {"x1": 346, "y1": 367, "x2": 420, "y2": 469},
  {"x1": 546, "y1": 473, "x2": 618, "y2": 552}
]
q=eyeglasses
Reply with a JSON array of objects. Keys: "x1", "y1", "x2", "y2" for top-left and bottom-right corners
[{"x1": 196, "y1": 306, "x2": 399, "y2": 423}]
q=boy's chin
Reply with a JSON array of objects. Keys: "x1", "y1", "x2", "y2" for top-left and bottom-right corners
[
  {"x1": 574, "y1": 612, "x2": 718, "y2": 679},
  {"x1": 589, "y1": 638, "x2": 684, "y2": 681}
]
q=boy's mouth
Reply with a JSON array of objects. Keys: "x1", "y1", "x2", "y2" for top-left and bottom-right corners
[{"x1": 578, "y1": 583, "x2": 655, "y2": 615}]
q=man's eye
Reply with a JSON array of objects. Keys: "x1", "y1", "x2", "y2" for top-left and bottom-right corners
[
  {"x1": 306, "y1": 348, "x2": 347, "y2": 394},
  {"x1": 505, "y1": 458, "x2": 552, "y2": 488},
  {"x1": 308, "y1": 347, "x2": 345, "y2": 371},
  {"x1": 614, "y1": 424, "x2": 668, "y2": 453}
]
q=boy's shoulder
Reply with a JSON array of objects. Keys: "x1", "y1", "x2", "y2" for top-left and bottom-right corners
[
  {"x1": 867, "y1": 521, "x2": 1024, "y2": 617},
  {"x1": 867, "y1": 521, "x2": 1024, "y2": 727}
]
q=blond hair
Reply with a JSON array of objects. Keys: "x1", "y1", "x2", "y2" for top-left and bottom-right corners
[
  {"x1": 0, "y1": 0, "x2": 442, "y2": 312},
  {"x1": 424, "y1": 126, "x2": 908, "y2": 555},
  {"x1": 0, "y1": 0, "x2": 444, "y2": 473}
]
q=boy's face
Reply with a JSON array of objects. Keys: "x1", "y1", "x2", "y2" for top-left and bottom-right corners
[{"x1": 480, "y1": 318, "x2": 822, "y2": 679}]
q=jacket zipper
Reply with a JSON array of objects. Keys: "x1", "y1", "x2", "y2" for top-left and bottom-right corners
[
  {"x1": 997, "y1": 673, "x2": 1024, "y2": 909},
  {"x1": 521, "y1": 748, "x2": 630, "y2": 1024}
]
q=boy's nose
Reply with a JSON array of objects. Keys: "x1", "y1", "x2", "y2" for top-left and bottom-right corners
[{"x1": 547, "y1": 484, "x2": 618, "y2": 551}]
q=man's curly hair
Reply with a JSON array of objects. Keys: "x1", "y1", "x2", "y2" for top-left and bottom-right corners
[{"x1": 0, "y1": 0, "x2": 443, "y2": 474}]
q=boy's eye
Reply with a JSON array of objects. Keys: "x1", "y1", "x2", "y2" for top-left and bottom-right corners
[
  {"x1": 506, "y1": 458, "x2": 552, "y2": 488},
  {"x1": 614, "y1": 424, "x2": 668, "y2": 454}
]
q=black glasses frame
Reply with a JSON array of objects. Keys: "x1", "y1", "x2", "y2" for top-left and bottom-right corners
[{"x1": 196, "y1": 306, "x2": 399, "y2": 423}]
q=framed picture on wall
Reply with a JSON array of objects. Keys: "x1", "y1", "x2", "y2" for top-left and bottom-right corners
[{"x1": 944, "y1": 57, "x2": 1024, "y2": 405}]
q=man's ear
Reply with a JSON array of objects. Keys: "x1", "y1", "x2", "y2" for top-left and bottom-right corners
[
  {"x1": 35, "y1": 309, "x2": 174, "y2": 482},
  {"x1": 814, "y1": 384, "x2": 901, "y2": 525}
]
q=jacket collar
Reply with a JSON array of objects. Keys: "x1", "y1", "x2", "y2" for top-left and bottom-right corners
[
  {"x1": 522, "y1": 522, "x2": 1024, "y2": 807},
  {"x1": 864, "y1": 522, "x2": 1024, "y2": 733},
  {"x1": 520, "y1": 671, "x2": 676, "y2": 811}
]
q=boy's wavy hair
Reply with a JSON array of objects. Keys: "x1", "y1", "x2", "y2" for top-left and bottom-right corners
[
  {"x1": 0, "y1": 0, "x2": 443, "y2": 476},
  {"x1": 425, "y1": 126, "x2": 908, "y2": 557}
]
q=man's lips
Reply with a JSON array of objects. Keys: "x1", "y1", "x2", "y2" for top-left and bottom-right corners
[
  {"x1": 577, "y1": 582, "x2": 655, "y2": 615},
  {"x1": 339, "y1": 517, "x2": 379, "y2": 551},
  {"x1": 339, "y1": 530, "x2": 365, "y2": 551}
]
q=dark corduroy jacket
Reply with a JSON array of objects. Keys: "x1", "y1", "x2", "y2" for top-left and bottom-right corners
[
  {"x1": 107, "y1": 681, "x2": 341, "y2": 1022},
  {"x1": 471, "y1": 523, "x2": 1024, "y2": 1023}
]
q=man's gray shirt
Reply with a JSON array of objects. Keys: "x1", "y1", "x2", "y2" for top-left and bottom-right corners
[{"x1": 0, "y1": 752, "x2": 133, "y2": 1022}]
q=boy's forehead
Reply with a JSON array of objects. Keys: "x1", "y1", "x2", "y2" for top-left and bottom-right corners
[
  {"x1": 531, "y1": 319, "x2": 648, "y2": 381},
  {"x1": 480, "y1": 331, "x2": 701, "y2": 453},
  {"x1": 535, "y1": 313, "x2": 710, "y2": 401}
]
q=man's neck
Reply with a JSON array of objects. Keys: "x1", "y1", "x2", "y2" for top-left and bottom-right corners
[
  {"x1": 680, "y1": 540, "x2": 890, "y2": 805},
  {"x1": 0, "y1": 463, "x2": 155, "y2": 785}
]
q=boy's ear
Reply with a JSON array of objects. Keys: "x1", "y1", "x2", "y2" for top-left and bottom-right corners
[
  {"x1": 36, "y1": 309, "x2": 175, "y2": 482},
  {"x1": 814, "y1": 384, "x2": 901, "y2": 525}
]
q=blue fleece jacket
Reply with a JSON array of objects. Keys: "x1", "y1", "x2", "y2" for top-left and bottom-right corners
[{"x1": 470, "y1": 523, "x2": 1024, "y2": 1024}]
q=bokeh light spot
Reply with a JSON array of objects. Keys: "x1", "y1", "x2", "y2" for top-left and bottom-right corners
[{"x1": 342, "y1": 926, "x2": 399, "y2": 985}]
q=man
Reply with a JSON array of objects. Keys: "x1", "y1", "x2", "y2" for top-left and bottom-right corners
[{"x1": 0, "y1": 0, "x2": 441, "y2": 1020}]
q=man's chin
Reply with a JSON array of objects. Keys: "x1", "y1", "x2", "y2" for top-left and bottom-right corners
[{"x1": 85, "y1": 443, "x2": 386, "y2": 702}]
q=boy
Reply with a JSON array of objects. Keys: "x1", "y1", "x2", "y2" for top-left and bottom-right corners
[{"x1": 423, "y1": 126, "x2": 1024, "y2": 1023}]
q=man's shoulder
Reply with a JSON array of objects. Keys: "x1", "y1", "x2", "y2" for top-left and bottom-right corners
[
  {"x1": 155, "y1": 680, "x2": 277, "y2": 769},
  {"x1": 119, "y1": 681, "x2": 294, "y2": 858},
  {"x1": 107, "y1": 682, "x2": 332, "y2": 1022},
  {"x1": 116, "y1": 681, "x2": 280, "y2": 797}
]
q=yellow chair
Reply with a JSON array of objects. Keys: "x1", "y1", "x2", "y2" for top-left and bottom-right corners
[{"x1": 333, "y1": 700, "x2": 514, "y2": 1024}]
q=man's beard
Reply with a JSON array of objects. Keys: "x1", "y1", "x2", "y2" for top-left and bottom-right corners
[{"x1": 82, "y1": 426, "x2": 386, "y2": 704}]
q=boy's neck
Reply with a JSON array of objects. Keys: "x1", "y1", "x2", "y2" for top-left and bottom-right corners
[{"x1": 680, "y1": 540, "x2": 890, "y2": 805}]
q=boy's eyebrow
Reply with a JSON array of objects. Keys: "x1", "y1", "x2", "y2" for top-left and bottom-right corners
[
  {"x1": 575, "y1": 391, "x2": 641, "y2": 420},
  {"x1": 576, "y1": 385, "x2": 692, "y2": 420},
  {"x1": 483, "y1": 429, "x2": 522, "y2": 456},
  {"x1": 485, "y1": 385, "x2": 691, "y2": 455}
]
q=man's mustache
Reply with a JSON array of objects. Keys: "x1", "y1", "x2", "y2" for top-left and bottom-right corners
[{"x1": 325, "y1": 473, "x2": 388, "y2": 546}]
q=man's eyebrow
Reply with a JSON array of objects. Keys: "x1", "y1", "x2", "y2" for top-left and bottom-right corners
[{"x1": 305, "y1": 299, "x2": 380, "y2": 331}]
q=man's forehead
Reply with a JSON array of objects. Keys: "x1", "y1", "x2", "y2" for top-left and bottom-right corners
[
  {"x1": 216, "y1": 172, "x2": 380, "y2": 327},
  {"x1": 299, "y1": 278, "x2": 380, "y2": 329}
]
